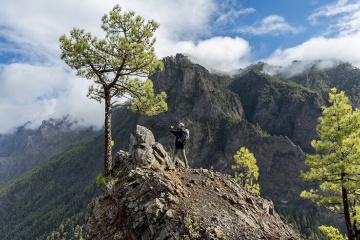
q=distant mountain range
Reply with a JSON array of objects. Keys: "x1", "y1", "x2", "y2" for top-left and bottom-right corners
[
  {"x1": 0, "y1": 116, "x2": 97, "y2": 188},
  {"x1": 1, "y1": 54, "x2": 360, "y2": 239}
]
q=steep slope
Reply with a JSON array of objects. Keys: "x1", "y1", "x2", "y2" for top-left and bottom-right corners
[
  {"x1": 0, "y1": 112, "x2": 138, "y2": 240},
  {"x1": 0, "y1": 117, "x2": 96, "y2": 187},
  {"x1": 0, "y1": 133, "x2": 103, "y2": 240},
  {"x1": 282, "y1": 61, "x2": 360, "y2": 106},
  {"x1": 231, "y1": 61, "x2": 360, "y2": 153},
  {"x1": 229, "y1": 70, "x2": 324, "y2": 152},
  {"x1": 86, "y1": 125, "x2": 304, "y2": 239}
]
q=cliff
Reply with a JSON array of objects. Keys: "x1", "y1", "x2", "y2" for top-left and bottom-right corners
[
  {"x1": 229, "y1": 70, "x2": 324, "y2": 152},
  {"x1": 85, "y1": 125, "x2": 303, "y2": 239}
]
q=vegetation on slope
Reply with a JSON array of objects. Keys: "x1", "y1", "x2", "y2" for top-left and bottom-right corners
[
  {"x1": 0, "y1": 134, "x2": 102, "y2": 239},
  {"x1": 1, "y1": 56, "x2": 360, "y2": 239}
]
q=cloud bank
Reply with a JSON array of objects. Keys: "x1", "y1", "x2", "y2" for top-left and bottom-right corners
[{"x1": 0, "y1": 0, "x2": 360, "y2": 133}]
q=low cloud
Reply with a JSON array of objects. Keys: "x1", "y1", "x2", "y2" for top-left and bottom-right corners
[
  {"x1": 266, "y1": 34, "x2": 360, "y2": 68},
  {"x1": 0, "y1": 62, "x2": 104, "y2": 133},
  {"x1": 155, "y1": 36, "x2": 251, "y2": 73},
  {"x1": 263, "y1": 59, "x2": 342, "y2": 78}
]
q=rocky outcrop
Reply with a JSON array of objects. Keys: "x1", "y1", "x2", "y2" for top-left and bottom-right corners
[{"x1": 85, "y1": 125, "x2": 304, "y2": 240}]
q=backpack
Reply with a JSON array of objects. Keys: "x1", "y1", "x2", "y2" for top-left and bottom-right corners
[{"x1": 180, "y1": 129, "x2": 189, "y2": 144}]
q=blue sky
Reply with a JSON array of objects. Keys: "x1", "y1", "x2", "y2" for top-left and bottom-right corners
[{"x1": 0, "y1": 0, "x2": 359, "y2": 133}]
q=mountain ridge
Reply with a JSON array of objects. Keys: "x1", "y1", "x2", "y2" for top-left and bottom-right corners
[{"x1": 0, "y1": 116, "x2": 97, "y2": 187}]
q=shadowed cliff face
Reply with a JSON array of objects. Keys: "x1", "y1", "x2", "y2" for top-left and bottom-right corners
[
  {"x1": 229, "y1": 70, "x2": 325, "y2": 152},
  {"x1": 151, "y1": 55, "x2": 244, "y2": 120},
  {"x1": 86, "y1": 125, "x2": 304, "y2": 240}
]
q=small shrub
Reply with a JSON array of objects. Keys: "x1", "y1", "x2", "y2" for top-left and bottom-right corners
[
  {"x1": 96, "y1": 173, "x2": 112, "y2": 187},
  {"x1": 183, "y1": 208, "x2": 201, "y2": 240}
]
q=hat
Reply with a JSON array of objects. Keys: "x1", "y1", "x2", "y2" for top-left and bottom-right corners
[{"x1": 179, "y1": 122, "x2": 185, "y2": 127}]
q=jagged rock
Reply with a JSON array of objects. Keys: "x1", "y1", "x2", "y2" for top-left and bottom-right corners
[
  {"x1": 85, "y1": 126, "x2": 304, "y2": 240},
  {"x1": 113, "y1": 125, "x2": 175, "y2": 174}
]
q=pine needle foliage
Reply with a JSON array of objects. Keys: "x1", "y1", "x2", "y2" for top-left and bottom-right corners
[
  {"x1": 318, "y1": 225, "x2": 347, "y2": 240},
  {"x1": 300, "y1": 88, "x2": 360, "y2": 240},
  {"x1": 59, "y1": 5, "x2": 167, "y2": 175},
  {"x1": 232, "y1": 147, "x2": 260, "y2": 195}
]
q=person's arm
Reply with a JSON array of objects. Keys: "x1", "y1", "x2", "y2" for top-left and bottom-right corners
[
  {"x1": 170, "y1": 126, "x2": 177, "y2": 136},
  {"x1": 170, "y1": 127, "x2": 181, "y2": 136}
]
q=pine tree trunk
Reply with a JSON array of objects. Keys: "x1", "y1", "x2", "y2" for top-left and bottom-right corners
[
  {"x1": 342, "y1": 179, "x2": 354, "y2": 240},
  {"x1": 104, "y1": 93, "x2": 112, "y2": 176}
]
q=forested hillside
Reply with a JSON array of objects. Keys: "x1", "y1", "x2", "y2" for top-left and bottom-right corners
[
  {"x1": 0, "y1": 117, "x2": 96, "y2": 187},
  {"x1": 1, "y1": 54, "x2": 360, "y2": 239}
]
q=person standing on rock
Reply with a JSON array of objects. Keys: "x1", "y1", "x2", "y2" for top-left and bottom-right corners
[{"x1": 170, "y1": 122, "x2": 189, "y2": 168}]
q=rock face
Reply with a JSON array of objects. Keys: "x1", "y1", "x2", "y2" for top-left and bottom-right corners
[
  {"x1": 229, "y1": 70, "x2": 324, "y2": 152},
  {"x1": 85, "y1": 125, "x2": 303, "y2": 240}
]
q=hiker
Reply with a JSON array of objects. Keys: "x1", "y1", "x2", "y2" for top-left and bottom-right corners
[{"x1": 170, "y1": 122, "x2": 189, "y2": 168}]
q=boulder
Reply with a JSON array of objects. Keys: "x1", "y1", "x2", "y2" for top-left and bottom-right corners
[{"x1": 113, "y1": 125, "x2": 175, "y2": 175}]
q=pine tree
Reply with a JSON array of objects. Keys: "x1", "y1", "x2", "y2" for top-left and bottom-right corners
[
  {"x1": 300, "y1": 88, "x2": 360, "y2": 240},
  {"x1": 232, "y1": 147, "x2": 260, "y2": 194},
  {"x1": 59, "y1": 5, "x2": 167, "y2": 175}
]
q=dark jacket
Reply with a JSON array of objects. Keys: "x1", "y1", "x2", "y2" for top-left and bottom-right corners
[{"x1": 171, "y1": 127, "x2": 187, "y2": 149}]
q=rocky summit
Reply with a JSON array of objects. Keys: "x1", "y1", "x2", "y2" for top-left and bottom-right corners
[{"x1": 85, "y1": 125, "x2": 303, "y2": 240}]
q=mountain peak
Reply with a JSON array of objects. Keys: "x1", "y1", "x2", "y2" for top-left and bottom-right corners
[{"x1": 85, "y1": 125, "x2": 304, "y2": 239}]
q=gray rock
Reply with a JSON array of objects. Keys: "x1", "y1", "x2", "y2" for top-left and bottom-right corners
[
  {"x1": 86, "y1": 126, "x2": 304, "y2": 240},
  {"x1": 113, "y1": 125, "x2": 175, "y2": 176}
]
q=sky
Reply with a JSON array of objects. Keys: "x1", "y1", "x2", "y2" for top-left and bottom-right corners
[{"x1": 0, "y1": 0, "x2": 360, "y2": 134}]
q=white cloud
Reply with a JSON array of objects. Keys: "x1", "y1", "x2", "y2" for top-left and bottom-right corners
[
  {"x1": 309, "y1": 0, "x2": 360, "y2": 23},
  {"x1": 236, "y1": 15, "x2": 304, "y2": 36},
  {"x1": 154, "y1": 36, "x2": 251, "y2": 73},
  {"x1": 309, "y1": 0, "x2": 360, "y2": 36},
  {"x1": 264, "y1": 0, "x2": 360, "y2": 68},
  {"x1": 1, "y1": 0, "x2": 249, "y2": 133},
  {"x1": 120, "y1": 0, "x2": 217, "y2": 41},
  {"x1": 264, "y1": 33, "x2": 360, "y2": 68},
  {"x1": 0, "y1": 0, "x2": 113, "y2": 61},
  {"x1": 186, "y1": 37, "x2": 251, "y2": 73},
  {"x1": 216, "y1": 8, "x2": 255, "y2": 24},
  {"x1": 0, "y1": 62, "x2": 104, "y2": 133},
  {"x1": 0, "y1": 0, "x2": 113, "y2": 133}
]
